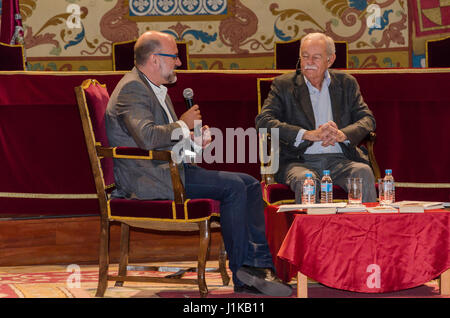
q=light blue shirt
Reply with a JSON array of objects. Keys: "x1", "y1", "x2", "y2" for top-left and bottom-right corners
[{"x1": 294, "y1": 70, "x2": 344, "y2": 154}]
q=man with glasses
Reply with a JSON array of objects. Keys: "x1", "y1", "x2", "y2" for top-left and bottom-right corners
[
  {"x1": 256, "y1": 32, "x2": 377, "y2": 203},
  {"x1": 105, "y1": 31, "x2": 292, "y2": 296}
]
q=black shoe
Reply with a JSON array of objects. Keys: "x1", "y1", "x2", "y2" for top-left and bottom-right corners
[
  {"x1": 236, "y1": 265, "x2": 293, "y2": 297},
  {"x1": 233, "y1": 284, "x2": 262, "y2": 295}
]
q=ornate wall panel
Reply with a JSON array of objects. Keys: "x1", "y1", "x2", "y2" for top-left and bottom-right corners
[{"x1": 9, "y1": 0, "x2": 449, "y2": 70}]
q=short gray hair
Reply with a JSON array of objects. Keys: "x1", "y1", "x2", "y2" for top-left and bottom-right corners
[
  {"x1": 134, "y1": 38, "x2": 161, "y2": 66},
  {"x1": 301, "y1": 33, "x2": 336, "y2": 56}
]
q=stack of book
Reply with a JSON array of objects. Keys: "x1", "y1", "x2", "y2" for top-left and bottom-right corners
[
  {"x1": 391, "y1": 201, "x2": 444, "y2": 213},
  {"x1": 277, "y1": 202, "x2": 348, "y2": 215}
]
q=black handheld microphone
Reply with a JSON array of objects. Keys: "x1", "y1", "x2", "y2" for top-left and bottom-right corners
[
  {"x1": 183, "y1": 88, "x2": 194, "y2": 109},
  {"x1": 182, "y1": 88, "x2": 201, "y2": 137},
  {"x1": 295, "y1": 58, "x2": 301, "y2": 75}
]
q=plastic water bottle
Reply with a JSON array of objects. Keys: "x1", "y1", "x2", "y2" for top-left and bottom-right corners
[
  {"x1": 302, "y1": 173, "x2": 316, "y2": 204},
  {"x1": 382, "y1": 169, "x2": 395, "y2": 204},
  {"x1": 320, "y1": 170, "x2": 333, "y2": 203}
]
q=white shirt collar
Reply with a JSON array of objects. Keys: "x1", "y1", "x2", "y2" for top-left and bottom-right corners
[
  {"x1": 303, "y1": 70, "x2": 331, "y2": 93},
  {"x1": 142, "y1": 74, "x2": 173, "y2": 122},
  {"x1": 145, "y1": 77, "x2": 168, "y2": 101}
]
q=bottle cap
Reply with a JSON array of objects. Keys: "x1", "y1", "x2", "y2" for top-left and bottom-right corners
[
  {"x1": 305, "y1": 173, "x2": 312, "y2": 178},
  {"x1": 323, "y1": 170, "x2": 330, "y2": 175},
  {"x1": 385, "y1": 169, "x2": 392, "y2": 174}
]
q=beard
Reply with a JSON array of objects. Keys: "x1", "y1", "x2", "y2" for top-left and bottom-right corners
[
  {"x1": 167, "y1": 71, "x2": 177, "y2": 84},
  {"x1": 159, "y1": 62, "x2": 177, "y2": 84}
]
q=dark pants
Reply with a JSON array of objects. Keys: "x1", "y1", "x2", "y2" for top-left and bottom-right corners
[
  {"x1": 283, "y1": 153, "x2": 377, "y2": 203},
  {"x1": 184, "y1": 164, "x2": 274, "y2": 286}
]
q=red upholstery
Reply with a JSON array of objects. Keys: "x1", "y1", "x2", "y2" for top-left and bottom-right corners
[
  {"x1": 275, "y1": 39, "x2": 348, "y2": 69},
  {"x1": 82, "y1": 81, "x2": 114, "y2": 188},
  {"x1": 0, "y1": 42, "x2": 26, "y2": 70},
  {"x1": 109, "y1": 198, "x2": 220, "y2": 221},
  {"x1": 83, "y1": 82, "x2": 110, "y2": 148},
  {"x1": 81, "y1": 79, "x2": 219, "y2": 221},
  {"x1": 426, "y1": 37, "x2": 450, "y2": 67},
  {"x1": 112, "y1": 40, "x2": 189, "y2": 71}
]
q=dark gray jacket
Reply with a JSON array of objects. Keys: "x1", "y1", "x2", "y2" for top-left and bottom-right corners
[
  {"x1": 255, "y1": 69, "x2": 376, "y2": 180},
  {"x1": 105, "y1": 67, "x2": 185, "y2": 200}
]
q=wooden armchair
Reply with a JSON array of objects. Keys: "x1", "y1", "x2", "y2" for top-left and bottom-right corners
[
  {"x1": 0, "y1": 42, "x2": 26, "y2": 70},
  {"x1": 257, "y1": 77, "x2": 380, "y2": 205},
  {"x1": 426, "y1": 36, "x2": 450, "y2": 67},
  {"x1": 74, "y1": 79, "x2": 229, "y2": 298},
  {"x1": 274, "y1": 38, "x2": 348, "y2": 69},
  {"x1": 112, "y1": 39, "x2": 189, "y2": 71}
]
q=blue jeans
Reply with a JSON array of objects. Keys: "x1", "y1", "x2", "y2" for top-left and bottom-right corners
[{"x1": 184, "y1": 164, "x2": 274, "y2": 286}]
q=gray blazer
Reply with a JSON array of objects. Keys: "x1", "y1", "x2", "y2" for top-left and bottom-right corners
[
  {"x1": 255, "y1": 69, "x2": 376, "y2": 180},
  {"x1": 105, "y1": 67, "x2": 185, "y2": 200}
]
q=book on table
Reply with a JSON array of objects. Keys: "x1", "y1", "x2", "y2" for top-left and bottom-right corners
[
  {"x1": 366, "y1": 206, "x2": 398, "y2": 213},
  {"x1": 336, "y1": 205, "x2": 367, "y2": 213},
  {"x1": 391, "y1": 201, "x2": 444, "y2": 213},
  {"x1": 277, "y1": 202, "x2": 347, "y2": 214}
]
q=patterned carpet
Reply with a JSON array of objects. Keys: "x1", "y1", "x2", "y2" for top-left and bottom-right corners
[{"x1": 0, "y1": 261, "x2": 446, "y2": 298}]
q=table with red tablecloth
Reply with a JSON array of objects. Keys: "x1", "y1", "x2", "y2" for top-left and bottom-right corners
[{"x1": 265, "y1": 204, "x2": 450, "y2": 294}]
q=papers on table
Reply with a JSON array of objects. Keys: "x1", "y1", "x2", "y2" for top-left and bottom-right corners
[
  {"x1": 391, "y1": 200, "x2": 444, "y2": 209},
  {"x1": 391, "y1": 201, "x2": 444, "y2": 213},
  {"x1": 276, "y1": 200, "x2": 446, "y2": 215},
  {"x1": 336, "y1": 205, "x2": 367, "y2": 213},
  {"x1": 366, "y1": 206, "x2": 398, "y2": 213}
]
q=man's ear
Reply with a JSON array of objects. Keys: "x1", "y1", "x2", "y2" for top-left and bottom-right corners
[{"x1": 327, "y1": 54, "x2": 336, "y2": 67}]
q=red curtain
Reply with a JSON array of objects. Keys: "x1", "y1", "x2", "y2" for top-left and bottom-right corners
[{"x1": 0, "y1": 0, "x2": 24, "y2": 44}]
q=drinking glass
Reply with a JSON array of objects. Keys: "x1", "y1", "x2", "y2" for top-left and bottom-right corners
[{"x1": 347, "y1": 178, "x2": 362, "y2": 205}]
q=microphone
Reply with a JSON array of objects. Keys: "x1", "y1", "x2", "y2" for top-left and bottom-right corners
[
  {"x1": 295, "y1": 58, "x2": 301, "y2": 75},
  {"x1": 182, "y1": 88, "x2": 201, "y2": 137},
  {"x1": 183, "y1": 88, "x2": 194, "y2": 109}
]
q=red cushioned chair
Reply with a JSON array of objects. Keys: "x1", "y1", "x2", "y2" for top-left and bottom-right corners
[
  {"x1": 112, "y1": 39, "x2": 189, "y2": 71},
  {"x1": 426, "y1": 36, "x2": 450, "y2": 68},
  {"x1": 274, "y1": 38, "x2": 348, "y2": 69},
  {"x1": 0, "y1": 42, "x2": 26, "y2": 71},
  {"x1": 257, "y1": 77, "x2": 380, "y2": 205},
  {"x1": 74, "y1": 79, "x2": 229, "y2": 298}
]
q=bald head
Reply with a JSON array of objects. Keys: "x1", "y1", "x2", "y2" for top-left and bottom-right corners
[{"x1": 134, "y1": 31, "x2": 175, "y2": 66}]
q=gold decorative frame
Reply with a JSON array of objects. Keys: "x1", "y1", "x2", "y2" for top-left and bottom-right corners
[
  {"x1": 0, "y1": 42, "x2": 27, "y2": 71},
  {"x1": 425, "y1": 35, "x2": 450, "y2": 68}
]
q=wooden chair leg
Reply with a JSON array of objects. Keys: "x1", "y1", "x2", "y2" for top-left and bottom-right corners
[
  {"x1": 115, "y1": 223, "x2": 130, "y2": 287},
  {"x1": 218, "y1": 236, "x2": 230, "y2": 286},
  {"x1": 297, "y1": 272, "x2": 308, "y2": 298},
  {"x1": 197, "y1": 219, "x2": 211, "y2": 298},
  {"x1": 95, "y1": 218, "x2": 110, "y2": 297}
]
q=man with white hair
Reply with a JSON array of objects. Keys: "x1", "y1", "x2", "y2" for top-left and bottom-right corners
[{"x1": 256, "y1": 32, "x2": 377, "y2": 203}]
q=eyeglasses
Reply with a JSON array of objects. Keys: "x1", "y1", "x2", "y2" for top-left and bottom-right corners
[
  {"x1": 300, "y1": 54, "x2": 325, "y2": 63},
  {"x1": 153, "y1": 53, "x2": 179, "y2": 60}
]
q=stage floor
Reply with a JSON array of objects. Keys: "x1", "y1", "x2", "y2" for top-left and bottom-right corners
[{"x1": 0, "y1": 261, "x2": 446, "y2": 299}]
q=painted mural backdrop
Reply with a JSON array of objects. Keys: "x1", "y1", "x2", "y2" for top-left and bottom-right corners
[{"x1": 10, "y1": 0, "x2": 450, "y2": 71}]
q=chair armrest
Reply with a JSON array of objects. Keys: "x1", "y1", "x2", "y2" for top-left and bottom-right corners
[
  {"x1": 364, "y1": 132, "x2": 381, "y2": 180},
  {"x1": 259, "y1": 132, "x2": 276, "y2": 184},
  {"x1": 96, "y1": 146, "x2": 186, "y2": 204}
]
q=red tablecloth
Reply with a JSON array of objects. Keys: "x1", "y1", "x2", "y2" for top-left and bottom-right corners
[{"x1": 266, "y1": 205, "x2": 450, "y2": 293}]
